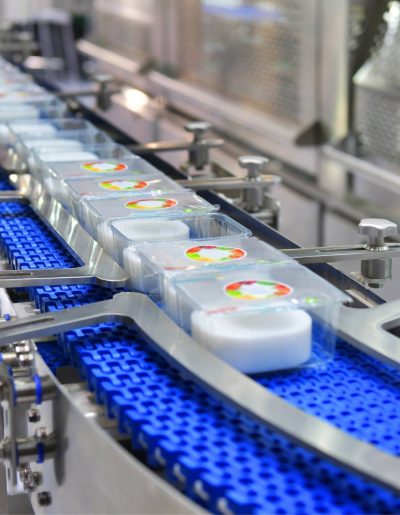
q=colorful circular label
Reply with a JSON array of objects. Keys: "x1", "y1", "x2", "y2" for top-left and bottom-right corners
[
  {"x1": 185, "y1": 245, "x2": 246, "y2": 263},
  {"x1": 81, "y1": 161, "x2": 128, "y2": 173},
  {"x1": 125, "y1": 198, "x2": 177, "y2": 210},
  {"x1": 99, "y1": 179, "x2": 148, "y2": 191},
  {"x1": 224, "y1": 280, "x2": 292, "y2": 300}
]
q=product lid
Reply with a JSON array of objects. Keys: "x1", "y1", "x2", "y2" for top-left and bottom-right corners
[
  {"x1": 136, "y1": 236, "x2": 290, "y2": 273},
  {"x1": 84, "y1": 191, "x2": 218, "y2": 222},
  {"x1": 64, "y1": 173, "x2": 181, "y2": 199},
  {"x1": 173, "y1": 263, "x2": 350, "y2": 316}
]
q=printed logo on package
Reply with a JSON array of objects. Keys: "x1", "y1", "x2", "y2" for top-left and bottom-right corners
[
  {"x1": 185, "y1": 245, "x2": 246, "y2": 263},
  {"x1": 99, "y1": 179, "x2": 149, "y2": 191},
  {"x1": 224, "y1": 280, "x2": 292, "y2": 300},
  {"x1": 81, "y1": 161, "x2": 128, "y2": 173},
  {"x1": 125, "y1": 198, "x2": 178, "y2": 210}
]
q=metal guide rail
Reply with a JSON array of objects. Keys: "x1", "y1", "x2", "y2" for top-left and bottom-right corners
[
  {"x1": 0, "y1": 171, "x2": 399, "y2": 513},
  {"x1": 0, "y1": 76, "x2": 399, "y2": 512}
]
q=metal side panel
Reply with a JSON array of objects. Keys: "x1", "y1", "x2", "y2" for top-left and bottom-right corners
[{"x1": 30, "y1": 354, "x2": 201, "y2": 515}]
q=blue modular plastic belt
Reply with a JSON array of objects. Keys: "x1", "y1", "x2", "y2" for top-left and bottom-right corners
[{"x1": 0, "y1": 178, "x2": 399, "y2": 512}]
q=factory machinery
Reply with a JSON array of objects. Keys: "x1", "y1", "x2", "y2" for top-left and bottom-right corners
[{"x1": 0, "y1": 1, "x2": 400, "y2": 514}]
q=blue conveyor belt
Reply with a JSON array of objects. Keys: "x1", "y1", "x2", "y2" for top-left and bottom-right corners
[{"x1": 0, "y1": 175, "x2": 399, "y2": 513}]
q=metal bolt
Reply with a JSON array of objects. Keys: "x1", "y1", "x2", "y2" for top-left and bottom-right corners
[
  {"x1": 358, "y1": 218, "x2": 398, "y2": 250},
  {"x1": 18, "y1": 353, "x2": 34, "y2": 367},
  {"x1": 37, "y1": 491, "x2": 51, "y2": 507},
  {"x1": 35, "y1": 427, "x2": 48, "y2": 440},
  {"x1": 19, "y1": 464, "x2": 31, "y2": 483},
  {"x1": 28, "y1": 408, "x2": 41, "y2": 423},
  {"x1": 238, "y1": 155, "x2": 269, "y2": 180},
  {"x1": 31, "y1": 471, "x2": 42, "y2": 488}
]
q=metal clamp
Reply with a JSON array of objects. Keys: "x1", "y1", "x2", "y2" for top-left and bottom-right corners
[
  {"x1": 178, "y1": 155, "x2": 281, "y2": 224},
  {"x1": 56, "y1": 74, "x2": 120, "y2": 111},
  {"x1": 0, "y1": 292, "x2": 398, "y2": 493},
  {"x1": 129, "y1": 121, "x2": 224, "y2": 172},
  {"x1": 283, "y1": 218, "x2": 399, "y2": 288},
  {"x1": 0, "y1": 188, "x2": 129, "y2": 289}
]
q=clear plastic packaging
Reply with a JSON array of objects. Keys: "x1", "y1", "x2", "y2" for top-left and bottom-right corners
[
  {"x1": 82, "y1": 191, "x2": 219, "y2": 255},
  {"x1": 130, "y1": 236, "x2": 291, "y2": 300},
  {"x1": 8, "y1": 118, "x2": 96, "y2": 144},
  {"x1": 61, "y1": 173, "x2": 183, "y2": 217},
  {"x1": 115, "y1": 212, "x2": 251, "y2": 270},
  {"x1": 17, "y1": 131, "x2": 112, "y2": 174},
  {"x1": 35, "y1": 145, "x2": 150, "y2": 183},
  {"x1": 168, "y1": 263, "x2": 349, "y2": 374}
]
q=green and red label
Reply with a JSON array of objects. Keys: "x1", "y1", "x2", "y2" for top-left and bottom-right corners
[
  {"x1": 81, "y1": 161, "x2": 128, "y2": 173},
  {"x1": 185, "y1": 245, "x2": 246, "y2": 263},
  {"x1": 224, "y1": 280, "x2": 292, "y2": 300},
  {"x1": 125, "y1": 198, "x2": 177, "y2": 210},
  {"x1": 99, "y1": 179, "x2": 148, "y2": 191}
]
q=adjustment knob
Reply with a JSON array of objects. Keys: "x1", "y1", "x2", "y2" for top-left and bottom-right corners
[
  {"x1": 358, "y1": 218, "x2": 398, "y2": 248},
  {"x1": 185, "y1": 121, "x2": 212, "y2": 142},
  {"x1": 238, "y1": 155, "x2": 269, "y2": 180}
]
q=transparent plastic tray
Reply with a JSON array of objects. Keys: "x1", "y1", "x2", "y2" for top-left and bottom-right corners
[
  {"x1": 82, "y1": 192, "x2": 219, "y2": 255},
  {"x1": 168, "y1": 263, "x2": 349, "y2": 374},
  {"x1": 61, "y1": 173, "x2": 183, "y2": 217},
  {"x1": 131, "y1": 236, "x2": 291, "y2": 296},
  {"x1": 115, "y1": 212, "x2": 251, "y2": 267}
]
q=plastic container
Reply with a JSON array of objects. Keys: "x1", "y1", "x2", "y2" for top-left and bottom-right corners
[
  {"x1": 61, "y1": 173, "x2": 183, "y2": 217},
  {"x1": 32, "y1": 143, "x2": 137, "y2": 191},
  {"x1": 35, "y1": 145, "x2": 150, "y2": 183},
  {"x1": 8, "y1": 118, "x2": 96, "y2": 144},
  {"x1": 117, "y1": 212, "x2": 251, "y2": 276},
  {"x1": 130, "y1": 236, "x2": 291, "y2": 304},
  {"x1": 168, "y1": 263, "x2": 349, "y2": 374},
  {"x1": 82, "y1": 191, "x2": 219, "y2": 255},
  {"x1": 17, "y1": 131, "x2": 112, "y2": 175}
]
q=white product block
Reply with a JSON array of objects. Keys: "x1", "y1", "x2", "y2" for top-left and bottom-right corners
[{"x1": 191, "y1": 309, "x2": 312, "y2": 374}]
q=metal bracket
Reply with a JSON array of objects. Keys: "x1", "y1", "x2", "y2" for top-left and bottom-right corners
[
  {"x1": 56, "y1": 74, "x2": 120, "y2": 111},
  {"x1": 0, "y1": 292, "x2": 398, "y2": 493},
  {"x1": 282, "y1": 242, "x2": 400, "y2": 264},
  {"x1": 128, "y1": 121, "x2": 224, "y2": 172},
  {"x1": 0, "y1": 189, "x2": 129, "y2": 289}
]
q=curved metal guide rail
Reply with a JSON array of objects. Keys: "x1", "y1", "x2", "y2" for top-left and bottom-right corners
[
  {"x1": 338, "y1": 301, "x2": 400, "y2": 368},
  {"x1": 0, "y1": 187, "x2": 129, "y2": 289},
  {"x1": 0, "y1": 292, "x2": 398, "y2": 494}
]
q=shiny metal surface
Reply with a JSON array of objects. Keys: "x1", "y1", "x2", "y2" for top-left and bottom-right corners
[
  {"x1": 0, "y1": 188, "x2": 129, "y2": 289},
  {"x1": 283, "y1": 242, "x2": 400, "y2": 264},
  {"x1": 0, "y1": 292, "x2": 399, "y2": 493},
  {"x1": 338, "y1": 300, "x2": 400, "y2": 368},
  {"x1": 30, "y1": 355, "x2": 200, "y2": 514}
]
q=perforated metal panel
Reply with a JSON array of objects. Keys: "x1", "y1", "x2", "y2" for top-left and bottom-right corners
[
  {"x1": 89, "y1": 0, "x2": 155, "y2": 60},
  {"x1": 176, "y1": 1, "x2": 309, "y2": 124},
  {"x1": 354, "y1": 2, "x2": 400, "y2": 164}
]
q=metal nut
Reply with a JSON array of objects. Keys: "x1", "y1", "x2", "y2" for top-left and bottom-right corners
[
  {"x1": 37, "y1": 491, "x2": 51, "y2": 506},
  {"x1": 28, "y1": 408, "x2": 41, "y2": 423}
]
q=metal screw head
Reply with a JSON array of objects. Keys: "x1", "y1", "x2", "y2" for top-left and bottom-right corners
[
  {"x1": 18, "y1": 353, "x2": 34, "y2": 367},
  {"x1": 238, "y1": 155, "x2": 269, "y2": 179},
  {"x1": 358, "y1": 218, "x2": 398, "y2": 248},
  {"x1": 185, "y1": 121, "x2": 212, "y2": 138},
  {"x1": 28, "y1": 408, "x2": 41, "y2": 423},
  {"x1": 94, "y1": 73, "x2": 113, "y2": 85},
  {"x1": 37, "y1": 491, "x2": 51, "y2": 507}
]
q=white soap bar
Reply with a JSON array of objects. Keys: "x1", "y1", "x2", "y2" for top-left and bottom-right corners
[
  {"x1": 42, "y1": 152, "x2": 98, "y2": 196},
  {"x1": 97, "y1": 218, "x2": 190, "y2": 259},
  {"x1": 40, "y1": 151, "x2": 98, "y2": 163},
  {"x1": 191, "y1": 309, "x2": 312, "y2": 374},
  {"x1": 114, "y1": 220, "x2": 190, "y2": 286},
  {"x1": 10, "y1": 123, "x2": 57, "y2": 138},
  {"x1": 25, "y1": 138, "x2": 83, "y2": 151}
]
